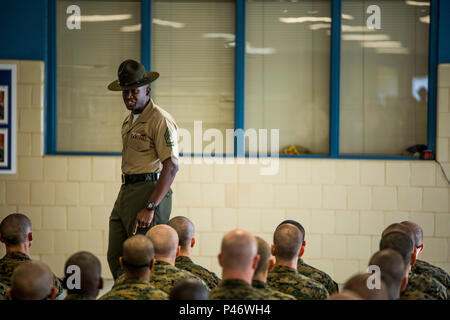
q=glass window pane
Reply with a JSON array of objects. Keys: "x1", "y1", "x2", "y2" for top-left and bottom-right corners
[
  {"x1": 245, "y1": 0, "x2": 331, "y2": 155},
  {"x1": 151, "y1": 0, "x2": 235, "y2": 155},
  {"x1": 340, "y1": 0, "x2": 429, "y2": 155},
  {"x1": 57, "y1": 0, "x2": 141, "y2": 152}
]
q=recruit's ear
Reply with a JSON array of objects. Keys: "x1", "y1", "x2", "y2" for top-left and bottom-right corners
[
  {"x1": 49, "y1": 287, "x2": 58, "y2": 300},
  {"x1": 268, "y1": 258, "x2": 275, "y2": 272},
  {"x1": 218, "y1": 253, "x2": 223, "y2": 267},
  {"x1": 252, "y1": 254, "x2": 260, "y2": 271},
  {"x1": 191, "y1": 237, "x2": 196, "y2": 248},
  {"x1": 299, "y1": 241, "x2": 306, "y2": 258}
]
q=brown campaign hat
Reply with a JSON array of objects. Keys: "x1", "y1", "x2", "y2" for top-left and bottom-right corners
[{"x1": 107, "y1": 59, "x2": 159, "y2": 91}]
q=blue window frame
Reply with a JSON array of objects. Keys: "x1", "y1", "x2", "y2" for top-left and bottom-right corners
[{"x1": 45, "y1": 0, "x2": 439, "y2": 160}]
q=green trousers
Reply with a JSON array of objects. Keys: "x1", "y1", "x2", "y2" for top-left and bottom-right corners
[{"x1": 107, "y1": 181, "x2": 172, "y2": 280}]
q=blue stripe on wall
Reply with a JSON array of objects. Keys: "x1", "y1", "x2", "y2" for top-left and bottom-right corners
[{"x1": 438, "y1": 0, "x2": 450, "y2": 63}]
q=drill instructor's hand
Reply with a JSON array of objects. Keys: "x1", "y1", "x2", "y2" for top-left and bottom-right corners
[{"x1": 132, "y1": 208, "x2": 154, "y2": 235}]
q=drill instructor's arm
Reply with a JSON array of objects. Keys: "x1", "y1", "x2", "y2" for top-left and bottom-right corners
[{"x1": 132, "y1": 157, "x2": 178, "y2": 235}]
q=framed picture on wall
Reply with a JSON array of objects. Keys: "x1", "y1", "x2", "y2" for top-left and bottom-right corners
[
  {"x1": 0, "y1": 64, "x2": 17, "y2": 174},
  {"x1": 0, "y1": 128, "x2": 8, "y2": 167},
  {"x1": 0, "y1": 86, "x2": 7, "y2": 124}
]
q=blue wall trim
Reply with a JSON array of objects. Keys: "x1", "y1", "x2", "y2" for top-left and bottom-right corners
[
  {"x1": 438, "y1": 0, "x2": 450, "y2": 63},
  {"x1": 141, "y1": 0, "x2": 151, "y2": 71},
  {"x1": 0, "y1": 0, "x2": 446, "y2": 159},
  {"x1": 427, "y1": 0, "x2": 439, "y2": 153},
  {"x1": 0, "y1": 0, "x2": 47, "y2": 61},
  {"x1": 45, "y1": 0, "x2": 57, "y2": 155},
  {"x1": 329, "y1": 0, "x2": 341, "y2": 158},
  {"x1": 234, "y1": 0, "x2": 245, "y2": 157}
]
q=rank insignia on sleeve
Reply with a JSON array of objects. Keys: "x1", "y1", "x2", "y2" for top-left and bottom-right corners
[{"x1": 164, "y1": 128, "x2": 175, "y2": 147}]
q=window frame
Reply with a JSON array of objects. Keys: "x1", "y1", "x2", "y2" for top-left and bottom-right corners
[{"x1": 45, "y1": 0, "x2": 439, "y2": 160}]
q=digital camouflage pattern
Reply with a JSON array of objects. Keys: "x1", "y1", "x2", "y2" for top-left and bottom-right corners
[
  {"x1": 175, "y1": 256, "x2": 220, "y2": 289},
  {"x1": 412, "y1": 259, "x2": 449, "y2": 292},
  {"x1": 99, "y1": 275, "x2": 168, "y2": 300},
  {"x1": 0, "y1": 252, "x2": 64, "y2": 297},
  {"x1": 400, "y1": 272, "x2": 448, "y2": 300},
  {"x1": 297, "y1": 258, "x2": 339, "y2": 295},
  {"x1": 149, "y1": 260, "x2": 206, "y2": 294},
  {"x1": 251, "y1": 279, "x2": 296, "y2": 300},
  {"x1": 210, "y1": 279, "x2": 266, "y2": 300},
  {"x1": 65, "y1": 293, "x2": 96, "y2": 300},
  {"x1": 267, "y1": 265, "x2": 328, "y2": 300}
]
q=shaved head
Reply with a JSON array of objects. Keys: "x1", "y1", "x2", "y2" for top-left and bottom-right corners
[
  {"x1": 327, "y1": 290, "x2": 362, "y2": 300},
  {"x1": 220, "y1": 229, "x2": 257, "y2": 273},
  {"x1": 273, "y1": 223, "x2": 302, "y2": 260},
  {"x1": 168, "y1": 216, "x2": 194, "y2": 250},
  {"x1": 369, "y1": 249, "x2": 406, "y2": 300},
  {"x1": 122, "y1": 235, "x2": 154, "y2": 270},
  {"x1": 379, "y1": 231, "x2": 414, "y2": 267},
  {"x1": 254, "y1": 236, "x2": 271, "y2": 275},
  {"x1": 10, "y1": 261, "x2": 55, "y2": 300},
  {"x1": 0, "y1": 213, "x2": 31, "y2": 246},
  {"x1": 146, "y1": 225, "x2": 178, "y2": 260},
  {"x1": 277, "y1": 219, "x2": 305, "y2": 243},
  {"x1": 382, "y1": 223, "x2": 414, "y2": 244},
  {"x1": 400, "y1": 221, "x2": 423, "y2": 247},
  {"x1": 169, "y1": 278, "x2": 209, "y2": 300},
  {"x1": 343, "y1": 273, "x2": 390, "y2": 300},
  {"x1": 64, "y1": 251, "x2": 102, "y2": 296}
]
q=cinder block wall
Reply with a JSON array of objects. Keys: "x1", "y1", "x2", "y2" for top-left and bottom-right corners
[{"x1": 0, "y1": 60, "x2": 449, "y2": 283}]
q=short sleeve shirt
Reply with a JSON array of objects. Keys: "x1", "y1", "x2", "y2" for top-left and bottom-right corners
[{"x1": 121, "y1": 100, "x2": 179, "y2": 174}]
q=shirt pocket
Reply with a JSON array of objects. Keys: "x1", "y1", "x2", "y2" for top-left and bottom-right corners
[{"x1": 128, "y1": 133, "x2": 150, "y2": 152}]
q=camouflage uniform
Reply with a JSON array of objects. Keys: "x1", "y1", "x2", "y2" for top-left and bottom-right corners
[
  {"x1": 210, "y1": 279, "x2": 266, "y2": 300},
  {"x1": 0, "y1": 252, "x2": 64, "y2": 298},
  {"x1": 400, "y1": 272, "x2": 448, "y2": 300},
  {"x1": 175, "y1": 256, "x2": 220, "y2": 289},
  {"x1": 149, "y1": 260, "x2": 206, "y2": 294},
  {"x1": 251, "y1": 279, "x2": 296, "y2": 300},
  {"x1": 412, "y1": 259, "x2": 449, "y2": 292},
  {"x1": 297, "y1": 258, "x2": 339, "y2": 294},
  {"x1": 99, "y1": 275, "x2": 168, "y2": 300},
  {"x1": 267, "y1": 265, "x2": 328, "y2": 300},
  {"x1": 65, "y1": 293, "x2": 96, "y2": 300}
]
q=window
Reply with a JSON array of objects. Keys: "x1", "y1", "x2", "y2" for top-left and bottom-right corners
[
  {"x1": 56, "y1": 0, "x2": 141, "y2": 152},
  {"x1": 151, "y1": 0, "x2": 235, "y2": 155},
  {"x1": 245, "y1": 0, "x2": 331, "y2": 155},
  {"x1": 340, "y1": 0, "x2": 430, "y2": 155},
  {"x1": 49, "y1": 0, "x2": 436, "y2": 158}
]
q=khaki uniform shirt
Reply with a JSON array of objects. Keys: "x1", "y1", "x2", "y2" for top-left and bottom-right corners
[
  {"x1": 121, "y1": 100, "x2": 179, "y2": 174},
  {"x1": 175, "y1": 256, "x2": 220, "y2": 289},
  {"x1": 267, "y1": 265, "x2": 329, "y2": 300}
]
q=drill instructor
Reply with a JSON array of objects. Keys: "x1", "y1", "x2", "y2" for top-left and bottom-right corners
[{"x1": 107, "y1": 60, "x2": 179, "y2": 279}]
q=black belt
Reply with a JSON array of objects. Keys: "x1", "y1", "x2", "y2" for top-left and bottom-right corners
[{"x1": 122, "y1": 173, "x2": 160, "y2": 184}]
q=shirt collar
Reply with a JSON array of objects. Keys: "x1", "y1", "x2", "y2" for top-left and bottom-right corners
[
  {"x1": 175, "y1": 256, "x2": 192, "y2": 263},
  {"x1": 272, "y1": 265, "x2": 298, "y2": 274}
]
